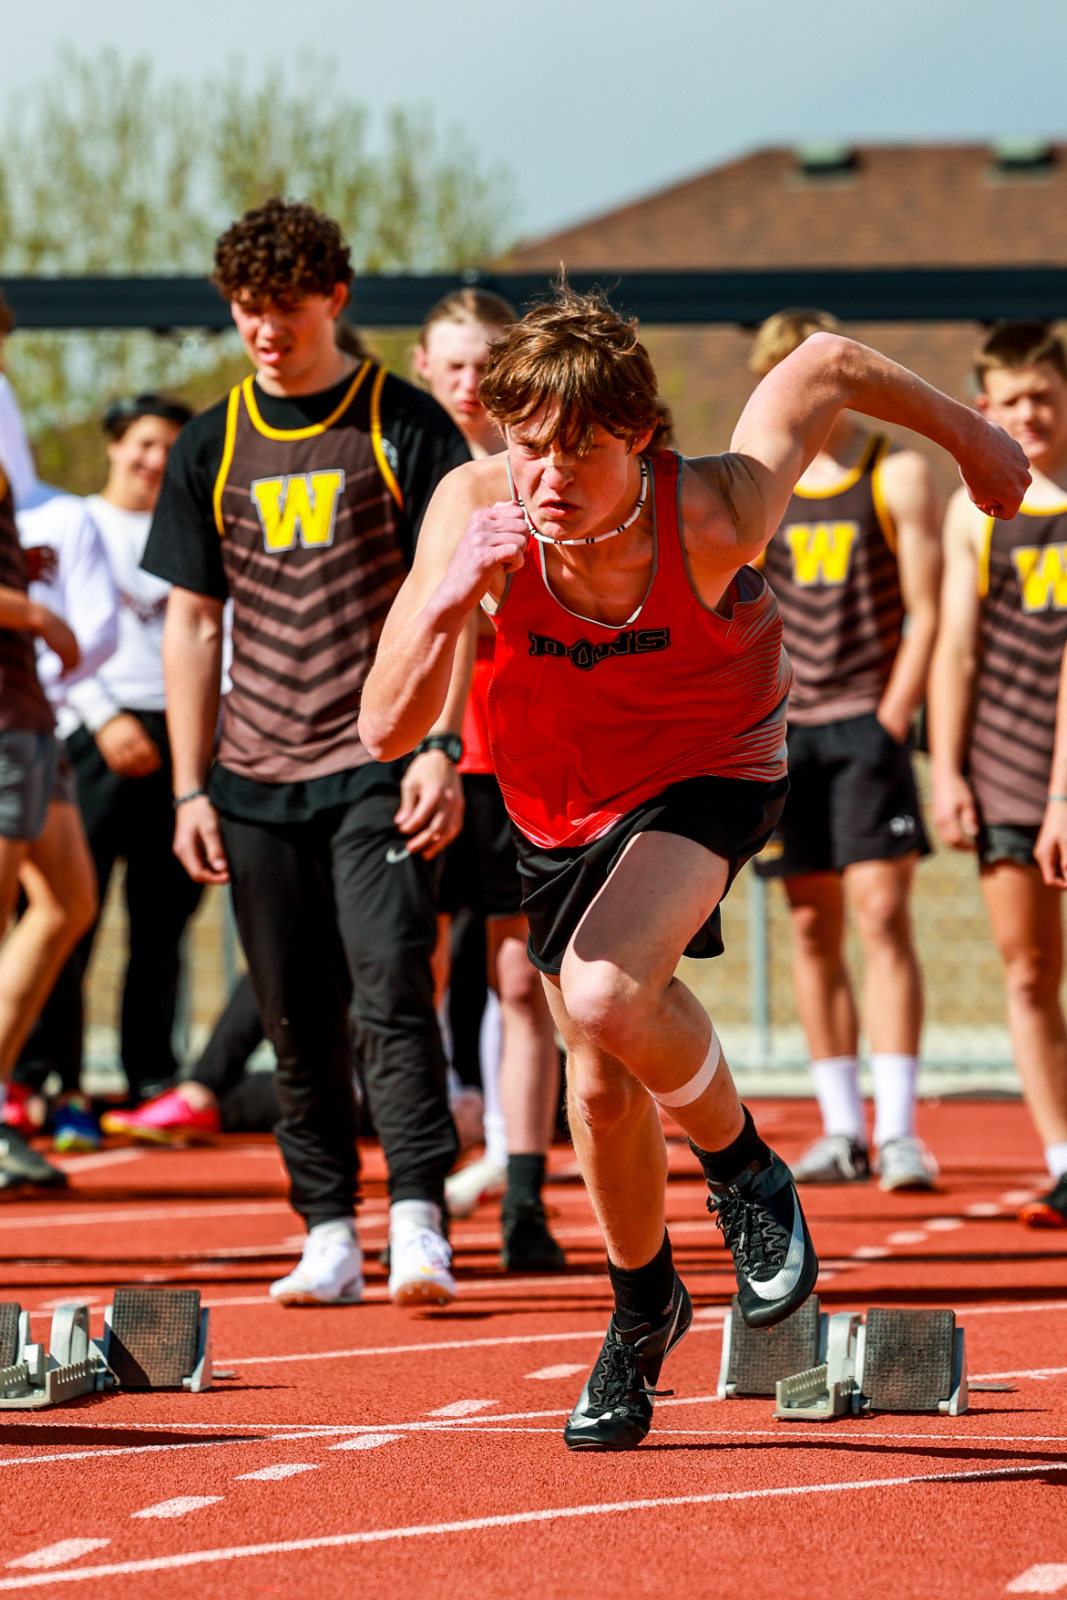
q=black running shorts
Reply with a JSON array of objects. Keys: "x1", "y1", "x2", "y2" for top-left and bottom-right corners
[
  {"x1": 512, "y1": 773, "x2": 788, "y2": 977},
  {"x1": 439, "y1": 771, "x2": 525, "y2": 920},
  {"x1": 976, "y1": 820, "x2": 1039, "y2": 870},
  {"x1": 753, "y1": 712, "x2": 931, "y2": 880}
]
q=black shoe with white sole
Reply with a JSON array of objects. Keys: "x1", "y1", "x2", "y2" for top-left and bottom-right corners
[
  {"x1": 706, "y1": 1151, "x2": 818, "y2": 1329},
  {"x1": 0, "y1": 1125, "x2": 67, "y2": 1188},
  {"x1": 563, "y1": 1273, "x2": 692, "y2": 1451}
]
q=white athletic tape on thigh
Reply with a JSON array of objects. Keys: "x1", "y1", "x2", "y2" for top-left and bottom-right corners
[{"x1": 651, "y1": 1029, "x2": 721, "y2": 1108}]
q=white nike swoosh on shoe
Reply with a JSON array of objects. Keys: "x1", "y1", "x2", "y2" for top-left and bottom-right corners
[
  {"x1": 745, "y1": 1190, "x2": 806, "y2": 1301},
  {"x1": 385, "y1": 845, "x2": 410, "y2": 865}
]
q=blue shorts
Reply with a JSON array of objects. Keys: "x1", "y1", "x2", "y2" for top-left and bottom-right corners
[{"x1": 0, "y1": 731, "x2": 74, "y2": 842}]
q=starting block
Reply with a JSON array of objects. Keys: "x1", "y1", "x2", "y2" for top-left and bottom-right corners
[
  {"x1": 717, "y1": 1295, "x2": 968, "y2": 1419},
  {"x1": 0, "y1": 1289, "x2": 215, "y2": 1410}
]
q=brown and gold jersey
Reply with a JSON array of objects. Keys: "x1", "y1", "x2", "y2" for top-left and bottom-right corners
[
  {"x1": 969, "y1": 498, "x2": 1067, "y2": 827},
  {"x1": 0, "y1": 469, "x2": 53, "y2": 736},
  {"x1": 212, "y1": 362, "x2": 407, "y2": 785},
  {"x1": 756, "y1": 436, "x2": 904, "y2": 725}
]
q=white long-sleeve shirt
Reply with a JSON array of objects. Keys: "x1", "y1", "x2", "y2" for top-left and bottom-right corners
[
  {"x1": 65, "y1": 495, "x2": 172, "y2": 730},
  {"x1": 0, "y1": 374, "x2": 43, "y2": 510},
  {"x1": 17, "y1": 492, "x2": 119, "y2": 737}
]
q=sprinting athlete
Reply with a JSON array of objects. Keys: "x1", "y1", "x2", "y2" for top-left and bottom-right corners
[
  {"x1": 416, "y1": 288, "x2": 565, "y2": 1271},
  {"x1": 930, "y1": 320, "x2": 1067, "y2": 1231},
  {"x1": 359, "y1": 287, "x2": 1026, "y2": 1449},
  {"x1": 143, "y1": 198, "x2": 472, "y2": 1308},
  {"x1": 748, "y1": 310, "x2": 943, "y2": 1191}
]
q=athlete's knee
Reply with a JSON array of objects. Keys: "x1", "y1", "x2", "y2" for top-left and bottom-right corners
[
  {"x1": 559, "y1": 959, "x2": 649, "y2": 1057},
  {"x1": 567, "y1": 1061, "x2": 646, "y2": 1138},
  {"x1": 789, "y1": 900, "x2": 843, "y2": 963},
  {"x1": 494, "y1": 935, "x2": 544, "y2": 1012},
  {"x1": 852, "y1": 883, "x2": 911, "y2": 950},
  {"x1": 1003, "y1": 944, "x2": 1063, "y2": 1010}
]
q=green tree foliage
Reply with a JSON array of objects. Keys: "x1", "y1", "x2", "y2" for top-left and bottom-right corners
[{"x1": 0, "y1": 49, "x2": 517, "y2": 456}]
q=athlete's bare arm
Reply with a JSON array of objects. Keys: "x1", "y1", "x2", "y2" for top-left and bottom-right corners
[
  {"x1": 682, "y1": 334, "x2": 1028, "y2": 593},
  {"x1": 164, "y1": 588, "x2": 229, "y2": 885},
  {"x1": 1035, "y1": 642, "x2": 1067, "y2": 887},
  {"x1": 928, "y1": 488, "x2": 989, "y2": 849},
  {"x1": 360, "y1": 456, "x2": 518, "y2": 760},
  {"x1": 872, "y1": 451, "x2": 943, "y2": 742}
]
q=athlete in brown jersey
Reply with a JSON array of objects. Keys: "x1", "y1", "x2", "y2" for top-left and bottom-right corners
[
  {"x1": 145, "y1": 200, "x2": 473, "y2": 1308},
  {"x1": 749, "y1": 311, "x2": 944, "y2": 1192},
  {"x1": 931, "y1": 321, "x2": 1067, "y2": 1231},
  {"x1": 360, "y1": 287, "x2": 1026, "y2": 1450}
]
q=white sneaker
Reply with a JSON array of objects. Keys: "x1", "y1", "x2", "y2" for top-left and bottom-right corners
[
  {"x1": 269, "y1": 1219, "x2": 364, "y2": 1306},
  {"x1": 876, "y1": 1135, "x2": 939, "y2": 1192},
  {"x1": 444, "y1": 1154, "x2": 508, "y2": 1219},
  {"x1": 389, "y1": 1200, "x2": 456, "y2": 1307}
]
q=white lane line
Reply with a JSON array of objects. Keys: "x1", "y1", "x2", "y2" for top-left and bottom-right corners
[
  {"x1": 331, "y1": 1436, "x2": 400, "y2": 1451},
  {"x1": 236, "y1": 1464, "x2": 320, "y2": 1481},
  {"x1": 972, "y1": 1367, "x2": 1067, "y2": 1381},
  {"x1": 526, "y1": 1364, "x2": 586, "y2": 1380},
  {"x1": 0, "y1": 1202, "x2": 288, "y2": 1232},
  {"x1": 924, "y1": 1218, "x2": 964, "y2": 1232},
  {"x1": 50, "y1": 1150, "x2": 145, "y2": 1175},
  {"x1": 852, "y1": 1246, "x2": 890, "y2": 1259},
  {"x1": 966, "y1": 1203, "x2": 1002, "y2": 1217},
  {"x1": 886, "y1": 1231, "x2": 928, "y2": 1246},
  {"x1": 5, "y1": 1543, "x2": 110, "y2": 1572},
  {"x1": 427, "y1": 1400, "x2": 497, "y2": 1418},
  {"x1": 131, "y1": 1498, "x2": 222, "y2": 1520},
  {"x1": 224, "y1": 1322, "x2": 723, "y2": 1368},
  {"x1": 1008, "y1": 1565, "x2": 1067, "y2": 1593},
  {"x1": 0, "y1": 1462, "x2": 1060, "y2": 1590}
]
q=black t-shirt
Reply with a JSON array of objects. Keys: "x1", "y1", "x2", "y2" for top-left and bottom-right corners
[{"x1": 142, "y1": 366, "x2": 469, "y2": 822}]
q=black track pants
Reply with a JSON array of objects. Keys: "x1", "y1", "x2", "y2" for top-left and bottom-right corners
[{"x1": 220, "y1": 790, "x2": 458, "y2": 1226}]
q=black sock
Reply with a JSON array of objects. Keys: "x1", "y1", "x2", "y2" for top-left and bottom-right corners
[
  {"x1": 689, "y1": 1106, "x2": 771, "y2": 1188},
  {"x1": 607, "y1": 1231, "x2": 675, "y2": 1332},
  {"x1": 504, "y1": 1152, "x2": 545, "y2": 1210}
]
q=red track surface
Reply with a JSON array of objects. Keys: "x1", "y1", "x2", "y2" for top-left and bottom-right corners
[{"x1": 0, "y1": 1098, "x2": 1065, "y2": 1598}]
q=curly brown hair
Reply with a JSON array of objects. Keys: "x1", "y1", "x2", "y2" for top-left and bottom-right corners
[
  {"x1": 212, "y1": 197, "x2": 353, "y2": 307},
  {"x1": 479, "y1": 285, "x2": 672, "y2": 455}
]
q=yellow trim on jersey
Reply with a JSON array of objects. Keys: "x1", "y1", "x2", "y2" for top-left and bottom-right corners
[
  {"x1": 370, "y1": 366, "x2": 404, "y2": 510},
  {"x1": 1017, "y1": 495, "x2": 1067, "y2": 517},
  {"x1": 869, "y1": 439, "x2": 897, "y2": 555},
  {"x1": 242, "y1": 360, "x2": 370, "y2": 441},
  {"x1": 212, "y1": 385, "x2": 241, "y2": 536},
  {"x1": 977, "y1": 515, "x2": 994, "y2": 599},
  {"x1": 791, "y1": 433, "x2": 883, "y2": 500}
]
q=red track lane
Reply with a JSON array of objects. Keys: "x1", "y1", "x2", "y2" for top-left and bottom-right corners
[{"x1": 1, "y1": 1099, "x2": 1065, "y2": 1599}]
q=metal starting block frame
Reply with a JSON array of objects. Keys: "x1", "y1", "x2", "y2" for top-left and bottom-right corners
[
  {"x1": 0, "y1": 1290, "x2": 214, "y2": 1410},
  {"x1": 717, "y1": 1296, "x2": 968, "y2": 1420}
]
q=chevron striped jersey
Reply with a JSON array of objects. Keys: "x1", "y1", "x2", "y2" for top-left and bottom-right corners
[
  {"x1": 756, "y1": 435, "x2": 904, "y2": 726},
  {"x1": 969, "y1": 499, "x2": 1067, "y2": 827},
  {"x1": 211, "y1": 363, "x2": 407, "y2": 785}
]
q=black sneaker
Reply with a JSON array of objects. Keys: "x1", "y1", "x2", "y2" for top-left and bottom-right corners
[
  {"x1": 563, "y1": 1273, "x2": 692, "y2": 1451},
  {"x1": 706, "y1": 1151, "x2": 817, "y2": 1329},
  {"x1": 1018, "y1": 1173, "x2": 1067, "y2": 1230},
  {"x1": 501, "y1": 1199, "x2": 566, "y2": 1272},
  {"x1": 0, "y1": 1125, "x2": 67, "y2": 1188}
]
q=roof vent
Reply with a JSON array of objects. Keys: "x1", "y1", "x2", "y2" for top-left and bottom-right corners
[
  {"x1": 795, "y1": 143, "x2": 857, "y2": 177},
  {"x1": 992, "y1": 137, "x2": 1054, "y2": 173}
]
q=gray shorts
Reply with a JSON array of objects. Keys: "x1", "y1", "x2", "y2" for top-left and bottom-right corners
[
  {"x1": 977, "y1": 821, "x2": 1040, "y2": 870},
  {"x1": 0, "y1": 732, "x2": 77, "y2": 842}
]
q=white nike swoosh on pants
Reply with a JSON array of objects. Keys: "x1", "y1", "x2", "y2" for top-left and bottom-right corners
[
  {"x1": 385, "y1": 846, "x2": 410, "y2": 865},
  {"x1": 745, "y1": 1190, "x2": 805, "y2": 1301}
]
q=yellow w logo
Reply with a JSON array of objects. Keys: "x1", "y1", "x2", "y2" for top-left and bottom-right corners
[
  {"x1": 250, "y1": 471, "x2": 346, "y2": 552},
  {"x1": 785, "y1": 521, "x2": 859, "y2": 586},
  {"x1": 1012, "y1": 543, "x2": 1067, "y2": 612}
]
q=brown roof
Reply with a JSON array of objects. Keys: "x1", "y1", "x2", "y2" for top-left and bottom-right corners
[{"x1": 507, "y1": 144, "x2": 1067, "y2": 271}]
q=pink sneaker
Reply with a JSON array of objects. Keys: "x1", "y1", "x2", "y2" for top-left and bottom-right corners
[{"x1": 100, "y1": 1090, "x2": 221, "y2": 1145}]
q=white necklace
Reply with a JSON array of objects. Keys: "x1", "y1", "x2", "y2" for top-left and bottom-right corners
[{"x1": 512, "y1": 458, "x2": 649, "y2": 547}]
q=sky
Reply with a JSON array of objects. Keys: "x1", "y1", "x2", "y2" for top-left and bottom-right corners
[{"x1": 2, "y1": 0, "x2": 1066, "y2": 243}]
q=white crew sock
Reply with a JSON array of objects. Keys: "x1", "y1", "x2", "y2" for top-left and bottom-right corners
[
  {"x1": 810, "y1": 1055, "x2": 865, "y2": 1143},
  {"x1": 1044, "y1": 1142, "x2": 1067, "y2": 1180},
  {"x1": 390, "y1": 1198, "x2": 445, "y2": 1247},
  {"x1": 871, "y1": 1053, "x2": 920, "y2": 1146},
  {"x1": 308, "y1": 1217, "x2": 356, "y2": 1245},
  {"x1": 480, "y1": 990, "x2": 508, "y2": 1169}
]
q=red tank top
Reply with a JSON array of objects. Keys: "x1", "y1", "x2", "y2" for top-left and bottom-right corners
[
  {"x1": 487, "y1": 450, "x2": 791, "y2": 848},
  {"x1": 459, "y1": 631, "x2": 495, "y2": 775}
]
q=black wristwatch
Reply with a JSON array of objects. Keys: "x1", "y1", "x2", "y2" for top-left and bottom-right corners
[{"x1": 412, "y1": 733, "x2": 464, "y2": 764}]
